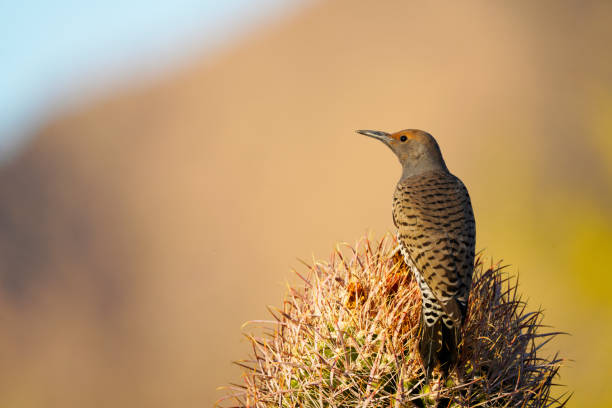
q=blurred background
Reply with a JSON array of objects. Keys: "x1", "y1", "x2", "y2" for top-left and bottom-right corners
[{"x1": 1, "y1": 0, "x2": 611, "y2": 406}]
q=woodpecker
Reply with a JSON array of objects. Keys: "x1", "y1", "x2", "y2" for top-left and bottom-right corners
[{"x1": 357, "y1": 129, "x2": 475, "y2": 377}]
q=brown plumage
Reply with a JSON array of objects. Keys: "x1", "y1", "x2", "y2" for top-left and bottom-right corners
[{"x1": 357, "y1": 129, "x2": 476, "y2": 378}]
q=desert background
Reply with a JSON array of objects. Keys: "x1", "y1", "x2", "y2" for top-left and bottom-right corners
[{"x1": 1, "y1": 1, "x2": 611, "y2": 407}]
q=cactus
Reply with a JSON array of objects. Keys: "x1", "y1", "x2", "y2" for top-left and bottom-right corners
[{"x1": 218, "y1": 234, "x2": 569, "y2": 407}]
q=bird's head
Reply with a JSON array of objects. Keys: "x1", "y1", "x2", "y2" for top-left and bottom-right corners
[{"x1": 356, "y1": 129, "x2": 448, "y2": 178}]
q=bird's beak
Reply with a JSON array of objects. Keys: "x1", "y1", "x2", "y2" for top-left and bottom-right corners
[{"x1": 356, "y1": 129, "x2": 393, "y2": 144}]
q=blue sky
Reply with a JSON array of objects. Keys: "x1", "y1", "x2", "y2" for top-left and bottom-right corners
[{"x1": 0, "y1": 0, "x2": 304, "y2": 159}]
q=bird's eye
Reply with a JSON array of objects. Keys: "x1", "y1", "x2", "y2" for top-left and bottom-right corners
[{"x1": 400, "y1": 135, "x2": 408, "y2": 142}]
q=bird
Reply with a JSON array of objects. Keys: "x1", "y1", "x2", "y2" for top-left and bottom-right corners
[{"x1": 357, "y1": 129, "x2": 476, "y2": 378}]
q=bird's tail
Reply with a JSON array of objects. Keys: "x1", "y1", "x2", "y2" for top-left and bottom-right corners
[
  {"x1": 439, "y1": 322, "x2": 460, "y2": 375},
  {"x1": 418, "y1": 314, "x2": 443, "y2": 379},
  {"x1": 418, "y1": 314, "x2": 460, "y2": 378}
]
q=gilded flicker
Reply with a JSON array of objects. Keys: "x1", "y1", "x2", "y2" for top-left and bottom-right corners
[{"x1": 357, "y1": 129, "x2": 476, "y2": 377}]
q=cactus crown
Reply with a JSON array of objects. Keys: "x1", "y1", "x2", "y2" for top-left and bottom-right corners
[{"x1": 219, "y1": 234, "x2": 569, "y2": 407}]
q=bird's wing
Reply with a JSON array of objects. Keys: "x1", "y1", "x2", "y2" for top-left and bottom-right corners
[{"x1": 393, "y1": 171, "x2": 475, "y2": 324}]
